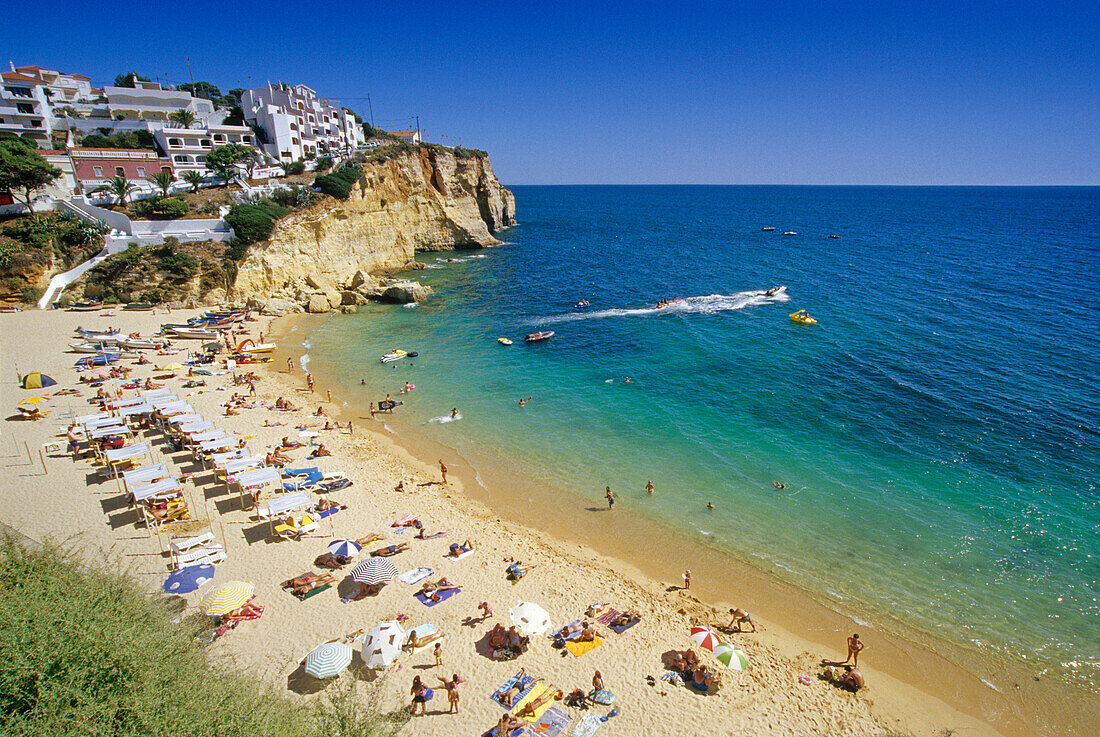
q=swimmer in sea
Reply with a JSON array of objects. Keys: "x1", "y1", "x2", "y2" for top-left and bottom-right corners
[
  {"x1": 518, "y1": 398, "x2": 526, "y2": 406},
  {"x1": 706, "y1": 502, "x2": 715, "y2": 510},
  {"x1": 773, "y1": 481, "x2": 787, "y2": 490}
]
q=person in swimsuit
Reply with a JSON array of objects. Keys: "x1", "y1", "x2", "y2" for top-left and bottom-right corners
[
  {"x1": 843, "y1": 633, "x2": 865, "y2": 666},
  {"x1": 605, "y1": 486, "x2": 614, "y2": 510},
  {"x1": 437, "y1": 673, "x2": 461, "y2": 713},
  {"x1": 372, "y1": 542, "x2": 409, "y2": 557},
  {"x1": 448, "y1": 539, "x2": 473, "y2": 557},
  {"x1": 409, "y1": 675, "x2": 428, "y2": 715},
  {"x1": 645, "y1": 480, "x2": 654, "y2": 494},
  {"x1": 728, "y1": 607, "x2": 756, "y2": 632}
]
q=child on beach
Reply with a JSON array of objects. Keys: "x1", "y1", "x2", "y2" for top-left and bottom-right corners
[
  {"x1": 478, "y1": 601, "x2": 493, "y2": 620},
  {"x1": 433, "y1": 642, "x2": 443, "y2": 667},
  {"x1": 682, "y1": 570, "x2": 691, "y2": 590},
  {"x1": 605, "y1": 486, "x2": 614, "y2": 510}
]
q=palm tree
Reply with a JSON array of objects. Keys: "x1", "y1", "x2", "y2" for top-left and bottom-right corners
[
  {"x1": 168, "y1": 109, "x2": 196, "y2": 128},
  {"x1": 152, "y1": 171, "x2": 175, "y2": 196},
  {"x1": 92, "y1": 174, "x2": 139, "y2": 208},
  {"x1": 181, "y1": 170, "x2": 206, "y2": 193}
]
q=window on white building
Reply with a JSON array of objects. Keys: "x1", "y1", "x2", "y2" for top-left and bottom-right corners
[
  {"x1": 168, "y1": 138, "x2": 182, "y2": 147},
  {"x1": 93, "y1": 166, "x2": 102, "y2": 177},
  {"x1": 137, "y1": 167, "x2": 145, "y2": 177}
]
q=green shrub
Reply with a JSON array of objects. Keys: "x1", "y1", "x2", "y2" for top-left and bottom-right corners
[
  {"x1": 157, "y1": 252, "x2": 199, "y2": 279},
  {"x1": 0, "y1": 535, "x2": 409, "y2": 737},
  {"x1": 224, "y1": 202, "x2": 288, "y2": 253},
  {"x1": 283, "y1": 161, "x2": 305, "y2": 175},
  {"x1": 314, "y1": 155, "x2": 333, "y2": 172},
  {"x1": 270, "y1": 184, "x2": 321, "y2": 209},
  {"x1": 78, "y1": 130, "x2": 156, "y2": 149},
  {"x1": 131, "y1": 197, "x2": 191, "y2": 220},
  {"x1": 313, "y1": 164, "x2": 361, "y2": 200},
  {"x1": 19, "y1": 284, "x2": 43, "y2": 303}
]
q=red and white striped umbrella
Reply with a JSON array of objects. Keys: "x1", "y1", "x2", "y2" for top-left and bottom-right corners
[{"x1": 689, "y1": 625, "x2": 723, "y2": 652}]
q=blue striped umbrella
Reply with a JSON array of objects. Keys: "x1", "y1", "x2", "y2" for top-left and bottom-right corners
[
  {"x1": 163, "y1": 564, "x2": 215, "y2": 594},
  {"x1": 304, "y1": 640, "x2": 353, "y2": 678},
  {"x1": 327, "y1": 539, "x2": 362, "y2": 558}
]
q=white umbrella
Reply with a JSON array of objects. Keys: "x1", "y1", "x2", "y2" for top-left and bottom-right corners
[
  {"x1": 350, "y1": 558, "x2": 397, "y2": 586},
  {"x1": 510, "y1": 601, "x2": 552, "y2": 637},
  {"x1": 304, "y1": 640, "x2": 353, "y2": 678},
  {"x1": 361, "y1": 620, "x2": 405, "y2": 669},
  {"x1": 327, "y1": 539, "x2": 362, "y2": 558}
]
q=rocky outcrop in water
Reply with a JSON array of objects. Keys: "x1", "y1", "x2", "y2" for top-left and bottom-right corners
[{"x1": 234, "y1": 148, "x2": 514, "y2": 312}]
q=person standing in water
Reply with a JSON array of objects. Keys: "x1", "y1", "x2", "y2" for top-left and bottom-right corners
[
  {"x1": 605, "y1": 486, "x2": 615, "y2": 510},
  {"x1": 645, "y1": 480, "x2": 655, "y2": 494},
  {"x1": 439, "y1": 460, "x2": 448, "y2": 484},
  {"x1": 450, "y1": 407, "x2": 458, "y2": 419}
]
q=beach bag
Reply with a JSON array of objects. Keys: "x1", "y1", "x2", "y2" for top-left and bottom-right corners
[{"x1": 421, "y1": 687, "x2": 434, "y2": 701}]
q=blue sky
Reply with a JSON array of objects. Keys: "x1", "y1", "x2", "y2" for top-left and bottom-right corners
[{"x1": 4, "y1": 1, "x2": 1097, "y2": 184}]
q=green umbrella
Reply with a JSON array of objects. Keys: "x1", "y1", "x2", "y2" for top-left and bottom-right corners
[{"x1": 712, "y1": 642, "x2": 749, "y2": 671}]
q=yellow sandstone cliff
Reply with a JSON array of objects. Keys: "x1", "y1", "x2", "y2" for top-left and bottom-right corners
[{"x1": 232, "y1": 147, "x2": 514, "y2": 312}]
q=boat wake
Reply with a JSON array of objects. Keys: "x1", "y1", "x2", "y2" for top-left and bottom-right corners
[
  {"x1": 427, "y1": 413, "x2": 463, "y2": 424},
  {"x1": 535, "y1": 288, "x2": 790, "y2": 324}
]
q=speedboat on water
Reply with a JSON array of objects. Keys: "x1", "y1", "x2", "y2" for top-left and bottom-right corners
[
  {"x1": 762, "y1": 226, "x2": 776, "y2": 231},
  {"x1": 498, "y1": 337, "x2": 513, "y2": 346},
  {"x1": 525, "y1": 331, "x2": 554, "y2": 343},
  {"x1": 381, "y1": 349, "x2": 408, "y2": 363},
  {"x1": 764, "y1": 285, "x2": 787, "y2": 298},
  {"x1": 789, "y1": 309, "x2": 818, "y2": 325},
  {"x1": 782, "y1": 231, "x2": 797, "y2": 236},
  {"x1": 655, "y1": 298, "x2": 683, "y2": 309}
]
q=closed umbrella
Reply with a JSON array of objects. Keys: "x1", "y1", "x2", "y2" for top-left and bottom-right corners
[
  {"x1": 361, "y1": 620, "x2": 405, "y2": 669},
  {"x1": 304, "y1": 640, "x2": 354, "y2": 678},
  {"x1": 21, "y1": 372, "x2": 57, "y2": 389},
  {"x1": 163, "y1": 564, "x2": 215, "y2": 594},
  {"x1": 327, "y1": 539, "x2": 362, "y2": 558},
  {"x1": 350, "y1": 558, "x2": 397, "y2": 586},
  {"x1": 712, "y1": 642, "x2": 749, "y2": 671},
  {"x1": 199, "y1": 581, "x2": 254, "y2": 616},
  {"x1": 510, "y1": 601, "x2": 552, "y2": 636},
  {"x1": 689, "y1": 626, "x2": 723, "y2": 652}
]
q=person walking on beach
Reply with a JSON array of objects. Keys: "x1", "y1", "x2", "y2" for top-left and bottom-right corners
[
  {"x1": 439, "y1": 460, "x2": 448, "y2": 484},
  {"x1": 478, "y1": 600, "x2": 493, "y2": 621},
  {"x1": 605, "y1": 486, "x2": 615, "y2": 510},
  {"x1": 369, "y1": 402, "x2": 375, "y2": 419},
  {"x1": 437, "y1": 673, "x2": 461, "y2": 714},
  {"x1": 306, "y1": 373, "x2": 314, "y2": 393},
  {"x1": 682, "y1": 569, "x2": 691, "y2": 590},
  {"x1": 286, "y1": 357, "x2": 293, "y2": 373},
  {"x1": 326, "y1": 389, "x2": 333, "y2": 404},
  {"x1": 645, "y1": 479, "x2": 655, "y2": 494},
  {"x1": 843, "y1": 633, "x2": 866, "y2": 666}
]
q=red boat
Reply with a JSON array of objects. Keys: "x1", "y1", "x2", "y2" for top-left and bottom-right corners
[{"x1": 525, "y1": 331, "x2": 555, "y2": 343}]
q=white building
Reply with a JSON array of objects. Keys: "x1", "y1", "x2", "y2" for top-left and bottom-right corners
[
  {"x1": 240, "y1": 82, "x2": 365, "y2": 162},
  {"x1": 153, "y1": 123, "x2": 257, "y2": 172},
  {"x1": 0, "y1": 71, "x2": 55, "y2": 147},
  {"x1": 9, "y1": 64, "x2": 93, "y2": 106},
  {"x1": 104, "y1": 79, "x2": 215, "y2": 122}
]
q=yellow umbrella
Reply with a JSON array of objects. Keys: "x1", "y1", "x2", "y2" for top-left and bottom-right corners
[
  {"x1": 18, "y1": 397, "x2": 48, "y2": 405},
  {"x1": 199, "y1": 581, "x2": 254, "y2": 616},
  {"x1": 156, "y1": 363, "x2": 186, "y2": 371}
]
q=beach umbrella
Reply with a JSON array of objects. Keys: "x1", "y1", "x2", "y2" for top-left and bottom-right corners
[
  {"x1": 350, "y1": 558, "x2": 398, "y2": 586},
  {"x1": 163, "y1": 564, "x2": 215, "y2": 594},
  {"x1": 361, "y1": 620, "x2": 405, "y2": 669},
  {"x1": 304, "y1": 640, "x2": 354, "y2": 678},
  {"x1": 689, "y1": 626, "x2": 723, "y2": 652},
  {"x1": 21, "y1": 372, "x2": 56, "y2": 389},
  {"x1": 328, "y1": 539, "x2": 362, "y2": 558},
  {"x1": 510, "y1": 601, "x2": 553, "y2": 636},
  {"x1": 83, "y1": 367, "x2": 111, "y2": 381},
  {"x1": 198, "y1": 581, "x2": 254, "y2": 616},
  {"x1": 157, "y1": 363, "x2": 185, "y2": 371},
  {"x1": 712, "y1": 642, "x2": 749, "y2": 671},
  {"x1": 18, "y1": 397, "x2": 47, "y2": 405}
]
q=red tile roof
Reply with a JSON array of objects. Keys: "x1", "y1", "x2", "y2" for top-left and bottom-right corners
[
  {"x1": 2, "y1": 72, "x2": 42, "y2": 84},
  {"x1": 15, "y1": 65, "x2": 49, "y2": 72},
  {"x1": 70, "y1": 74, "x2": 90, "y2": 80}
]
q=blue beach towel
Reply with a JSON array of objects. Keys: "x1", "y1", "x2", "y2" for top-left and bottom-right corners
[
  {"x1": 491, "y1": 670, "x2": 537, "y2": 708},
  {"x1": 609, "y1": 616, "x2": 640, "y2": 634},
  {"x1": 414, "y1": 587, "x2": 461, "y2": 607}
]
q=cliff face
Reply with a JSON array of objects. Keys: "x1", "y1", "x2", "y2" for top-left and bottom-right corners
[{"x1": 232, "y1": 149, "x2": 515, "y2": 304}]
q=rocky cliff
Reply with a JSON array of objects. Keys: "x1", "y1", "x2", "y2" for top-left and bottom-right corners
[{"x1": 233, "y1": 148, "x2": 515, "y2": 312}]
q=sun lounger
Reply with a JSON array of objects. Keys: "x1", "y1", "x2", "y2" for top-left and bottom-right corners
[
  {"x1": 274, "y1": 514, "x2": 320, "y2": 540},
  {"x1": 173, "y1": 544, "x2": 226, "y2": 569},
  {"x1": 414, "y1": 586, "x2": 461, "y2": 607},
  {"x1": 170, "y1": 532, "x2": 216, "y2": 556},
  {"x1": 565, "y1": 636, "x2": 605, "y2": 658}
]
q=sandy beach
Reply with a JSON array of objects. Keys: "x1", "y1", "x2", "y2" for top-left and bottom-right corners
[{"x1": 0, "y1": 308, "x2": 1088, "y2": 737}]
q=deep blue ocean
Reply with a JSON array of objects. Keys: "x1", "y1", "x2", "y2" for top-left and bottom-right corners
[{"x1": 304, "y1": 186, "x2": 1100, "y2": 687}]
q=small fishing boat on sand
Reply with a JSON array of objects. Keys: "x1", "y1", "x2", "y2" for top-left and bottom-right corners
[
  {"x1": 67, "y1": 301, "x2": 103, "y2": 312},
  {"x1": 236, "y1": 339, "x2": 276, "y2": 354},
  {"x1": 525, "y1": 331, "x2": 554, "y2": 343},
  {"x1": 168, "y1": 327, "x2": 223, "y2": 340}
]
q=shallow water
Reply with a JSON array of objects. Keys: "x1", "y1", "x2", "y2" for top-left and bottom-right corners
[{"x1": 305, "y1": 185, "x2": 1100, "y2": 689}]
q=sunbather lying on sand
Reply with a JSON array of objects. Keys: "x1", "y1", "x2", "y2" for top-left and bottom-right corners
[
  {"x1": 285, "y1": 573, "x2": 332, "y2": 596},
  {"x1": 555, "y1": 621, "x2": 583, "y2": 639},
  {"x1": 516, "y1": 687, "x2": 559, "y2": 719},
  {"x1": 420, "y1": 577, "x2": 459, "y2": 601},
  {"x1": 356, "y1": 533, "x2": 385, "y2": 546},
  {"x1": 371, "y1": 542, "x2": 409, "y2": 557},
  {"x1": 448, "y1": 540, "x2": 474, "y2": 557},
  {"x1": 610, "y1": 609, "x2": 640, "y2": 627},
  {"x1": 498, "y1": 668, "x2": 541, "y2": 707},
  {"x1": 314, "y1": 552, "x2": 350, "y2": 570},
  {"x1": 280, "y1": 436, "x2": 305, "y2": 449},
  {"x1": 404, "y1": 629, "x2": 443, "y2": 652}
]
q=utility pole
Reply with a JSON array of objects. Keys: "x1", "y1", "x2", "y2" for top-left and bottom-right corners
[
  {"x1": 415, "y1": 115, "x2": 420, "y2": 142},
  {"x1": 186, "y1": 56, "x2": 195, "y2": 87},
  {"x1": 367, "y1": 94, "x2": 374, "y2": 128}
]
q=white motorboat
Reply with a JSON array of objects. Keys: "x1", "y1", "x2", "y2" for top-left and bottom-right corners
[
  {"x1": 380, "y1": 349, "x2": 408, "y2": 363},
  {"x1": 236, "y1": 341, "x2": 277, "y2": 354},
  {"x1": 121, "y1": 337, "x2": 169, "y2": 350},
  {"x1": 168, "y1": 327, "x2": 223, "y2": 339}
]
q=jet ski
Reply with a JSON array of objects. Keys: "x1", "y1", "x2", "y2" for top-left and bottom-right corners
[{"x1": 574, "y1": 299, "x2": 590, "y2": 309}]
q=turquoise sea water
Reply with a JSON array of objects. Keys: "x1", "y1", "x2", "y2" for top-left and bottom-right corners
[{"x1": 303, "y1": 186, "x2": 1099, "y2": 688}]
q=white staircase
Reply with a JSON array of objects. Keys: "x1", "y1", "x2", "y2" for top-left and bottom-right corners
[{"x1": 37, "y1": 240, "x2": 130, "y2": 309}]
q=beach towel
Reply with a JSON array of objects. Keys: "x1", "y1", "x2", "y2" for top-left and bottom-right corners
[
  {"x1": 529, "y1": 706, "x2": 572, "y2": 737},
  {"x1": 391, "y1": 514, "x2": 418, "y2": 527},
  {"x1": 416, "y1": 531, "x2": 446, "y2": 540},
  {"x1": 594, "y1": 608, "x2": 619, "y2": 626},
  {"x1": 491, "y1": 670, "x2": 537, "y2": 708},
  {"x1": 608, "y1": 616, "x2": 640, "y2": 634},
  {"x1": 571, "y1": 714, "x2": 602, "y2": 737},
  {"x1": 414, "y1": 587, "x2": 461, "y2": 607},
  {"x1": 553, "y1": 620, "x2": 584, "y2": 644},
  {"x1": 564, "y1": 636, "x2": 604, "y2": 658},
  {"x1": 317, "y1": 505, "x2": 344, "y2": 519},
  {"x1": 398, "y1": 567, "x2": 433, "y2": 585},
  {"x1": 482, "y1": 727, "x2": 524, "y2": 737},
  {"x1": 446, "y1": 548, "x2": 473, "y2": 560},
  {"x1": 513, "y1": 683, "x2": 556, "y2": 722}
]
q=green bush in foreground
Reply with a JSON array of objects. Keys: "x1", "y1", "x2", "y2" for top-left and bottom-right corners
[
  {"x1": 224, "y1": 201, "x2": 289, "y2": 253},
  {"x1": 0, "y1": 535, "x2": 408, "y2": 737}
]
